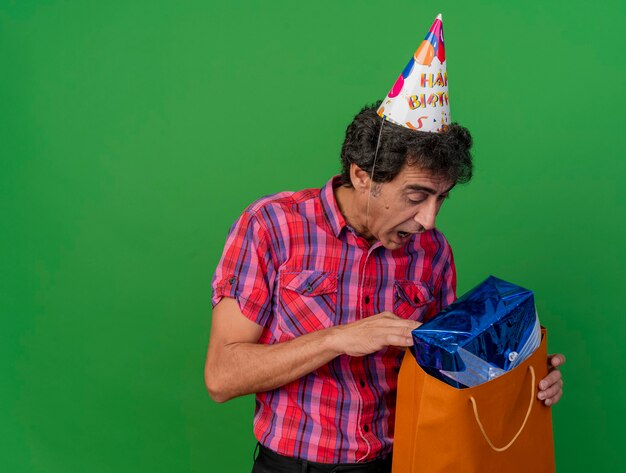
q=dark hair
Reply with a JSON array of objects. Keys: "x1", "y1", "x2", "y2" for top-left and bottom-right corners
[{"x1": 340, "y1": 101, "x2": 473, "y2": 186}]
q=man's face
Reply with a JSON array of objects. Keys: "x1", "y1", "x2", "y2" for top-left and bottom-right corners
[{"x1": 363, "y1": 164, "x2": 455, "y2": 250}]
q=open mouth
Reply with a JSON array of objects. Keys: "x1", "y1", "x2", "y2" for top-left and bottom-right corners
[{"x1": 397, "y1": 231, "x2": 410, "y2": 238}]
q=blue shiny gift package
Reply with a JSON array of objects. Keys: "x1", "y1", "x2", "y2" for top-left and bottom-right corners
[{"x1": 410, "y1": 275, "x2": 541, "y2": 389}]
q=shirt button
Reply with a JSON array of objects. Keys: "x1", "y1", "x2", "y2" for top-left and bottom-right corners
[
  {"x1": 364, "y1": 295, "x2": 370, "y2": 304},
  {"x1": 363, "y1": 425, "x2": 369, "y2": 432},
  {"x1": 229, "y1": 277, "x2": 237, "y2": 284},
  {"x1": 359, "y1": 379, "x2": 366, "y2": 388},
  {"x1": 305, "y1": 284, "x2": 313, "y2": 293}
]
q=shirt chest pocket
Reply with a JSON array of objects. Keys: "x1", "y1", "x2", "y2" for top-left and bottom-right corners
[
  {"x1": 394, "y1": 280, "x2": 434, "y2": 321},
  {"x1": 277, "y1": 270, "x2": 338, "y2": 337}
]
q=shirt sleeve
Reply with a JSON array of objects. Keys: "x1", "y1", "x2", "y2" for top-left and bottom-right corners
[{"x1": 211, "y1": 209, "x2": 276, "y2": 327}]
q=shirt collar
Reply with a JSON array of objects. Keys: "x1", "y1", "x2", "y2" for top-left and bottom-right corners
[{"x1": 319, "y1": 175, "x2": 348, "y2": 238}]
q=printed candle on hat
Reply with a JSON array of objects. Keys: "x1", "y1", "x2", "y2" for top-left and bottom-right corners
[{"x1": 377, "y1": 14, "x2": 450, "y2": 133}]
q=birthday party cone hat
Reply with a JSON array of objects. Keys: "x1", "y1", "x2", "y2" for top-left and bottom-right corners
[{"x1": 377, "y1": 14, "x2": 450, "y2": 133}]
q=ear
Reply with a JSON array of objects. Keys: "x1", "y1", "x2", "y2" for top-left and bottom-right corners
[{"x1": 350, "y1": 163, "x2": 371, "y2": 192}]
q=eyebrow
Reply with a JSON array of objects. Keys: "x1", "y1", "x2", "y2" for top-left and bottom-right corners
[{"x1": 404, "y1": 183, "x2": 456, "y2": 195}]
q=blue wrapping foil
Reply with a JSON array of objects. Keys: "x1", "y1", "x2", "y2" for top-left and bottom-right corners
[{"x1": 410, "y1": 276, "x2": 540, "y2": 389}]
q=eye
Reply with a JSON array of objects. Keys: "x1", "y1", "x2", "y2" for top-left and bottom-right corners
[
  {"x1": 437, "y1": 193, "x2": 450, "y2": 201},
  {"x1": 407, "y1": 193, "x2": 428, "y2": 204}
]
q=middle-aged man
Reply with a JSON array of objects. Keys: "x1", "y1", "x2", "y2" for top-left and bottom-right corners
[
  {"x1": 206, "y1": 14, "x2": 565, "y2": 473},
  {"x1": 205, "y1": 103, "x2": 565, "y2": 473}
]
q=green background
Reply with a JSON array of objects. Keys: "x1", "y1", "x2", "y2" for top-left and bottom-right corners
[{"x1": 2, "y1": 0, "x2": 624, "y2": 471}]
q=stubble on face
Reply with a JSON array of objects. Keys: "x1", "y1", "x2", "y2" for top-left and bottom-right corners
[
  {"x1": 364, "y1": 167, "x2": 455, "y2": 249},
  {"x1": 334, "y1": 164, "x2": 455, "y2": 249},
  {"x1": 369, "y1": 182, "x2": 382, "y2": 198}
]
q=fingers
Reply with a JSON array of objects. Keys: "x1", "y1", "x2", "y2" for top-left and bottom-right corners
[
  {"x1": 539, "y1": 368, "x2": 562, "y2": 390},
  {"x1": 410, "y1": 320, "x2": 423, "y2": 330},
  {"x1": 538, "y1": 379, "x2": 563, "y2": 406},
  {"x1": 340, "y1": 312, "x2": 421, "y2": 355},
  {"x1": 375, "y1": 313, "x2": 420, "y2": 347},
  {"x1": 548, "y1": 353, "x2": 566, "y2": 368},
  {"x1": 538, "y1": 369, "x2": 563, "y2": 406},
  {"x1": 386, "y1": 332, "x2": 415, "y2": 347},
  {"x1": 385, "y1": 323, "x2": 418, "y2": 347},
  {"x1": 377, "y1": 312, "x2": 422, "y2": 328},
  {"x1": 545, "y1": 388, "x2": 563, "y2": 406},
  {"x1": 367, "y1": 313, "x2": 421, "y2": 333},
  {"x1": 537, "y1": 354, "x2": 566, "y2": 406},
  {"x1": 372, "y1": 325, "x2": 416, "y2": 349},
  {"x1": 391, "y1": 322, "x2": 420, "y2": 346}
]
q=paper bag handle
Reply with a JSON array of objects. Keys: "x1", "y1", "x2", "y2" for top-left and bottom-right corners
[{"x1": 469, "y1": 366, "x2": 535, "y2": 452}]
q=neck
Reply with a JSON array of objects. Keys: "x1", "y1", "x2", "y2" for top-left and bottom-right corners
[{"x1": 334, "y1": 185, "x2": 374, "y2": 242}]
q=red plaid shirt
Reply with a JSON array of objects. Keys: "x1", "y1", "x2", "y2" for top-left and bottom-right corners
[{"x1": 212, "y1": 176, "x2": 456, "y2": 463}]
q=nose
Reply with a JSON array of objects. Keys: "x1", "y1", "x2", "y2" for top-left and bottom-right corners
[{"x1": 413, "y1": 201, "x2": 437, "y2": 231}]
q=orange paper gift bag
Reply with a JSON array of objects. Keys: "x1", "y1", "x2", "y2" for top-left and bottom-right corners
[{"x1": 392, "y1": 328, "x2": 555, "y2": 473}]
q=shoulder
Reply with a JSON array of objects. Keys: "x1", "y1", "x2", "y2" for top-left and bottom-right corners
[
  {"x1": 224, "y1": 187, "x2": 321, "y2": 248},
  {"x1": 246, "y1": 187, "x2": 319, "y2": 214},
  {"x1": 240, "y1": 187, "x2": 321, "y2": 229}
]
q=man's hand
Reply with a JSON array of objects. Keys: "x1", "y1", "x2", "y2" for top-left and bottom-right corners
[
  {"x1": 329, "y1": 311, "x2": 421, "y2": 357},
  {"x1": 537, "y1": 353, "x2": 565, "y2": 406},
  {"x1": 205, "y1": 300, "x2": 420, "y2": 402}
]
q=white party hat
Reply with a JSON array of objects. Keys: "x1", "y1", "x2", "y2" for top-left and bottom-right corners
[{"x1": 377, "y1": 14, "x2": 450, "y2": 133}]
